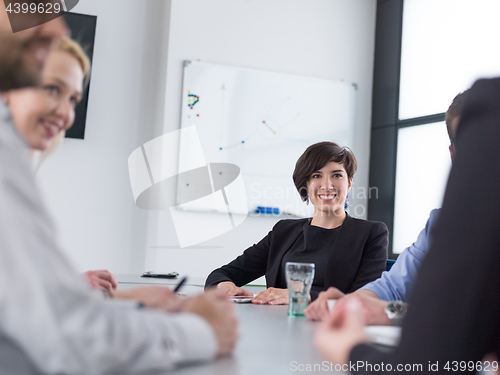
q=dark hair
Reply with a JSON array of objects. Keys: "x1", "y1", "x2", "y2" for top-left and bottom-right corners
[
  {"x1": 293, "y1": 141, "x2": 357, "y2": 203},
  {"x1": 445, "y1": 90, "x2": 469, "y2": 141}
]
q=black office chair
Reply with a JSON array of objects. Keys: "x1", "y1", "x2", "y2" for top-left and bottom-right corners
[{"x1": 386, "y1": 259, "x2": 396, "y2": 271}]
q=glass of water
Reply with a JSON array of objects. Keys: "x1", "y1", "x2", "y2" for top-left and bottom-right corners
[{"x1": 285, "y1": 262, "x2": 315, "y2": 317}]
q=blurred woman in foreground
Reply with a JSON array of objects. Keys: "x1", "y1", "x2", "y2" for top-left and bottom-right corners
[{"x1": 2, "y1": 37, "x2": 116, "y2": 291}]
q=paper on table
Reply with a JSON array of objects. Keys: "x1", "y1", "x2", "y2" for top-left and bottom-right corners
[
  {"x1": 364, "y1": 326, "x2": 402, "y2": 347},
  {"x1": 327, "y1": 299, "x2": 401, "y2": 347}
]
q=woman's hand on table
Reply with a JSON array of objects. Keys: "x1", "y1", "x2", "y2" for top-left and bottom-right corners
[
  {"x1": 314, "y1": 296, "x2": 369, "y2": 366},
  {"x1": 304, "y1": 287, "x2": 345, "y2": 321},
  {"x1": 182, "y1": 289, "x2": 239, "y2": 356},
  {"x1": 252, "y1": 287, "x2": 289, "y2": 305},
  {"x1": 113, "y1": 286, "x2": 184, "y2": 311},
  {"x1": 217, "y1": 281, "x2": 253, "y2": 297},
  {"x1": 114, "y1": 287, "x2": 240, "y2": 356},
  {"x1": 83, "y1": 270, "x2": 117, "y2": 291}
]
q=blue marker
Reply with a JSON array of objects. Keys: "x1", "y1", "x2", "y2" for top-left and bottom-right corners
[{"x1": 255, "y1": 206, "x2": 280, "y2": 215}]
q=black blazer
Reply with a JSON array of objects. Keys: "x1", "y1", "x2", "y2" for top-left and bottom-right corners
[
  {"x1": 350, "y1": 78, "x2": 500, "y2": 372},
  {"x1": 205, "y1": 214, "x2": 388, "y2": 299}
]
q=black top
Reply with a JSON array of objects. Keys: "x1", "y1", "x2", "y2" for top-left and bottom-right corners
[
  {"x1": 350, "y1": 78, "x2": 500, "y2": 373},
  {"x1": 205, "y1": 214, "x2": 388, "y2": 300},
  {"x1": 277, "y1": 225, "x2": 341, "y2": 295}
]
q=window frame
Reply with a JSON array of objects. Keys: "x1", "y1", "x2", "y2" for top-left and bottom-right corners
[{"x1": 368, "y1": 0, "x2": 445, "y2": 257}]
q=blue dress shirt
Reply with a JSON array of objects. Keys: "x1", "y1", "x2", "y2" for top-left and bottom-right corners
[{"x1": 359, "y1": 209, "x2": 440, "y2": 302}]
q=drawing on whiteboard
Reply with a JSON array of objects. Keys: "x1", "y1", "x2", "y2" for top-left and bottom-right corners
[
  {"x1": 217, "y1": 97, "x2": 301, "y2": 150},
  {"x1": 261, "y1": 120, "x2": 277, "y2": 135},
  {"x1": 187, "y1": 91, "x2": 199, "y2": 109},
  {"x1": 179, "y1": 60, "x2": 357, "y2": 217}
]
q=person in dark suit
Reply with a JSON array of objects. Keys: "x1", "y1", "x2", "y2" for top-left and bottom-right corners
[
  {"x1": 205, "y1": 141, "x2": 389, "y2": 305},
  {"x1": 314, "y1": 78, "x2": 500, "y2": 374}
]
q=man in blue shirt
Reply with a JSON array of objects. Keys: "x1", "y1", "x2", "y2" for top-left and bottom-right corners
[
  {"x1": 359, "y1": 209, "x2": 439, "y2": 302},
  {"x1": 304, "y1": 91, "x2": 467, "y2": 324}
]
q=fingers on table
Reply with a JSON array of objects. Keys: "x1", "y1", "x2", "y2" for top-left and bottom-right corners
[
  {"x1": 85, "y1": 270, "x2": 118, "y2": 290},
  {"x1": 239, "y1": 288, "x2": 254, "y2": 297},
  {"x1": 217, "y1": 282, "x2": 253, "y2": 297},
  {"x1": 98, "y1": 270, "x2": 118, "y2": 289},
  {"x1": 95, "y1": 278, "x2": 114, "y2": 291},
  {"x1": 226, "y1": 287, "x2": 253, "y2": 297},
  {"x1": 304, "y1": 300, "x2": 324, "y2": 321},
  {"x1": 252, "y1": 288, "x2": 287, "y2": 305}
]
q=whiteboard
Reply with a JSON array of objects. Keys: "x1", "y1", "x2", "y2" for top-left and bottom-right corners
[{"x1": 177, "y1": 61, "x2": 357, "y2": 217}]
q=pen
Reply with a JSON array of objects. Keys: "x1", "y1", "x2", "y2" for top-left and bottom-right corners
[{"x1": 173, "y1": 276, "x2": 187, "y2": 293}]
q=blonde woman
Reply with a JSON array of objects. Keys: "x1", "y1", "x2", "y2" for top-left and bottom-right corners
[
  {"x1": 0, "y1": 18, "x2": 237, "y2": 370},
  {"x1": 2, "y1": 37, "x2": 117, "y2": 291}
]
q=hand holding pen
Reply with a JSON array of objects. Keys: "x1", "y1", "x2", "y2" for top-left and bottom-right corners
[{"x1": 173, "y1": 276, "x2": 187, "y2": 294}]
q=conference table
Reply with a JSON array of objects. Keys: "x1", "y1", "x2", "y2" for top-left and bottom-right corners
[
  {"x1": 116, "y1": 274, "x2": 330, "y2": 375},
  {"x1": 116, "y1": 275, "x2": 499, "y2": 375}
]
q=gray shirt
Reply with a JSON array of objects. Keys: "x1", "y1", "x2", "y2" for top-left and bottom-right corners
[{"x1": 0, "y1": 99, "x2": 216, "y2": 374}]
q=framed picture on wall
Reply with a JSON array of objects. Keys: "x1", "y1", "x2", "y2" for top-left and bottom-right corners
[{"x1": 63, "y1": 12, "x2": 97, "y2": 140}]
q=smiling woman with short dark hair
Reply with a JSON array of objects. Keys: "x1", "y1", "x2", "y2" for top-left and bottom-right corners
[
  {"x1": 205, "y1": 141, "x2": 388, "y2": 305},
  {"x1": 293, "y1": 141, "x2": 358, "y2": 204}
]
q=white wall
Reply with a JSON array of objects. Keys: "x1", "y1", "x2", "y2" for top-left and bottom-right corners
[
  {"x1": 37, "y1": 0, "x2": 171, "y2": 273},
  {"x1": 147, "y1": 0, "x2": 377, "y2": 280},
  {"x1": 37, "y1": 0, "x2": 377, "y2": 280}
]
